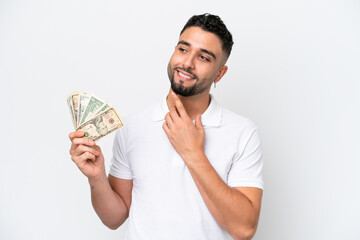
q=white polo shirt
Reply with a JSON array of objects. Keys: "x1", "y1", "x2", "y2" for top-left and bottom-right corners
[{"x1": 109, "y1": 95, "x2": 263, "y2": 240}]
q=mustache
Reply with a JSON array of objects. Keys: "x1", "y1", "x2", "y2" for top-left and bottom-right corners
[{"x1": 174, "y1": 67, "x2": 198, "y2": 80}]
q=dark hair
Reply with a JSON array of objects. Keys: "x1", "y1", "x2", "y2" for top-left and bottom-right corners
[{"x1": 180, "y1": 13, "x2": 234, "y2": 59}]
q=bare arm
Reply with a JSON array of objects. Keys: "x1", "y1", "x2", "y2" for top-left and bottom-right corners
[
  {"x1": 89, "y1": 174, "x2": 132, "y2": 229},
  {"x1": 184, "y1": 152, "x2": 262, "y2": 239},
  {"x1": 69, "y1": 131, "x2": 132, "y2": 229},
  {"x1": 163, "y1": 93, "x2": 262, "y2": 239}
]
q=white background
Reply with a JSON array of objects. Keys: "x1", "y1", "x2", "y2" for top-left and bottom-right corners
[{"x1": 1, "y1": 0, "x2": 359, "y2": 239}]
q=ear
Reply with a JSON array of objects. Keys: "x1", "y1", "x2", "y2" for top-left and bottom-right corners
[{"x1": 214, "y1": 65, "x2": 228, "y2": 84}]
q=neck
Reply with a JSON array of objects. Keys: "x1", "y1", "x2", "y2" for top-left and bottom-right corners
[{"x1": 166, "y1": 89, "x2": 211, "y2": 120}]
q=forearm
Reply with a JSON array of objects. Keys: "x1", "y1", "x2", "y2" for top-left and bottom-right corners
[
  {"x1": 184, "y1": 152, "x2": 259, "y2": 240},
  {"x1": 88, "y1": 174, "x2": 129, "y2": 230}
]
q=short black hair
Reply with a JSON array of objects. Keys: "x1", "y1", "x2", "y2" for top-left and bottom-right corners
[{"x1": 180, "y1": 13, "x2": 234, "y2": 60}]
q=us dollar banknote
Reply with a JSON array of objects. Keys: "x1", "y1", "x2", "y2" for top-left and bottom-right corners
[
  {"x1": 67, "y1": 94, "x2": 77, "y2": 129},
  {"x1": 77, "y1": 93, "x2": 91, "y2": 127},
  {"x1": 79, "y1": 96, "x2": 106, "y2": 125},
  {"x1": 76, "y1": 107, "x2": 124, "y2": 142},
  {"x1": 67, "y1": 91, "x2": 124, "y2": 141},
  {"x1": 70, "y1": 92, "x2": 79, "y2": 126}
]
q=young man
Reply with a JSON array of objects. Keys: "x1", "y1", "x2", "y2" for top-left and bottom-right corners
[{"x1": 69, "y1": 14, "x2": 263, "y2": 240}]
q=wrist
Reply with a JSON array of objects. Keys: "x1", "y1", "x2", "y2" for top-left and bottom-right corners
[
  {"x1": 88, "y1": 170, "x2": 107, "y2": 185},
  {"x1": 182, "y1": 149, "x2": 207, "y2": 166}
]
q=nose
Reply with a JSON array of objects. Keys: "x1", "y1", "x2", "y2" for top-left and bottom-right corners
[{"x1": 183, "y1": 53, "x2": 195, "y2": 70}]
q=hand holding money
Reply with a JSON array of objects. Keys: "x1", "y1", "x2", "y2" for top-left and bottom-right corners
[
  {"x1": 67, "y1": 91, "x2": 124, "y2": 142},
  {"x1": 67, "y1": 91, "x2": 124, "y2": 180},
  {"x1": 68, "y1": 131, "x2": 106, "y2": 180}
]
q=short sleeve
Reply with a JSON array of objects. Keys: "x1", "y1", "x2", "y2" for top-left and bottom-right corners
[
  {"x1": 227, "y1": 128, "x2": 264, "y2": 189},
  {"x1": 109, "y1": 129, "x2": 133, "y2": 180}
]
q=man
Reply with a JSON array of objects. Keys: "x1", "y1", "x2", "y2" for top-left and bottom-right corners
[{"x1": 69, "y1": 13, "x2": 263, "y2": 240}]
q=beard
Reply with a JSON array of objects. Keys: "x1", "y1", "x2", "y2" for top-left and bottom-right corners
[{"x1": 167, "y1": 63, "x2": 210, "y2": 97}]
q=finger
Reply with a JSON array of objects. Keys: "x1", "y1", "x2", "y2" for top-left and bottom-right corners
[
  {"x1": 169, "y1": 107, "x2": 180, "y2": 123},
  {"x1": 165, "y1": 112, "x2": 174, "y2": 128},
  {"x1": 79, "y1": 152, "x2": 96, "y2": 164},
  {"x1": 70, "y1": 137, "x2": 95, "y2": 153},
  {"x1": 171, "y1": 92, "x2": 188, "y2": 118},
  {"x1": 73, "y1": 137, "x2": 95, "y2": 147},
  {"x1": 69, "y1": 131, "x2": 86, "y2": 153},
  {"x1": 93, "y1": 145, "x2": 102, "y2": 153},
  {"x1": 82, "y1": 152, "x2": 96, "y2": 163},
  {"x1": 72, "y1": 151, "x2": 96, "y2": 166},
  {"x1": 68, "y1": 132, "x2": 76, "y2": 140},
  {"x1": 195, "y1": 114, "x2": 204, "y2": 130},
  {"x1": 162, "y1": 122, "x2": 171, "y2": 136},
  {"x1": 69, "y1": 131, "x2": 85, "y2": 141},
  {"x1": 74, "y1": 144, "x2": 100, "y2": 157}
]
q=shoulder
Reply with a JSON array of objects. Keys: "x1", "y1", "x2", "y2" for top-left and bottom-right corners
[{"x1": 221, "y1": 107, "x2": 258, "y2": 134}]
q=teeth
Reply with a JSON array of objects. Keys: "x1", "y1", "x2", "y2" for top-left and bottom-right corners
[{"x1": 179, "y1": 71, "x2": 193, "y2": 79}]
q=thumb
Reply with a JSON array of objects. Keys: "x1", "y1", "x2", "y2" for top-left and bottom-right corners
[{"x1": 195, "y1": 114, "x2": 203, "y2": 129}]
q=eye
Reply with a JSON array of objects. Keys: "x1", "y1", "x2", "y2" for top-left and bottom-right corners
[
  {"x1": 178, "y1": 47, "x2": 187, "y2": 53},
  {"x1": 200, "y1": 55, "x2": 210, "y2": 62}
]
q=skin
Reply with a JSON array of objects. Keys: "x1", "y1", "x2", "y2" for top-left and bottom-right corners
[
  {"x1": 69, "y1": 26, "x2": 262, "y2": 239},
  {"x1": 166, "y1": 26, "x2": 228, "y2": 116},
  {"x1": 68, "y1": 131, "x2": 131, "y2": 229}
]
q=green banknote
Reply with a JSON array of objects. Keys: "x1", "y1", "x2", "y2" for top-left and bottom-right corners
[
  {"x1": 79, "y1": 96, "x2": 106, "y2": 125},
  {"x1": 76, "y1": 107, "x2": 124, "y2": 142},
  {"x1": 67, "y1": 91, "x2": 124, "y2": 141}
]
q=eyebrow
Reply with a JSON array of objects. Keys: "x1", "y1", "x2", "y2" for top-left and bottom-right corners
[{"x1": 177, "y1": 40, "x2": 217, "y2": 60}]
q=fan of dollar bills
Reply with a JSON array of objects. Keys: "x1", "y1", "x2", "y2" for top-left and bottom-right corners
[{"x1": 67, "y1": 91, "x2": 124, "y2": 142}]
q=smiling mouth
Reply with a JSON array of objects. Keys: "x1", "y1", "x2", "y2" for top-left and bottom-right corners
[{"x1": 176, "y1": 69, "x2": 196, "y2": 81}]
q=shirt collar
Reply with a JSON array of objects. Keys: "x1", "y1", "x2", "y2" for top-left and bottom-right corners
[{"x1": 152, "y1": 94, "x2": 222, "y2": 127}]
